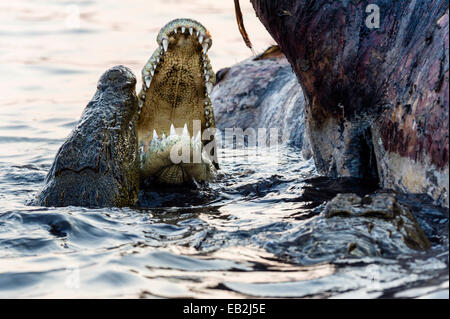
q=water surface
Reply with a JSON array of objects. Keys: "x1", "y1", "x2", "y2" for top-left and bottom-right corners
[{"x1": 0, "y1": 0, "x2": 448, "y2": 298}]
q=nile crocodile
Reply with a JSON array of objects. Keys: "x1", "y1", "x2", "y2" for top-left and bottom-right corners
[{"x1": 33, "y1": 18, "x2": 218, "y2": 207}]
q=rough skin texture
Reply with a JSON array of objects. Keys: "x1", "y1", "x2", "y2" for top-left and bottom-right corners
[
  {"x1": 33, "y1": 66, "x2": 140, "y2": 207},
  {"x1": 212, "y1": 46, "x2": 310, "y2": 156},
  {"x1": 250, "y1": 0, "x2": 449, "y2": 207},
  {"x1": 33, "y1": 19, "x2": 219, "y2": 207},
  {"x1": 325, "y1": 193, "x2": 430, "y2": 251}
]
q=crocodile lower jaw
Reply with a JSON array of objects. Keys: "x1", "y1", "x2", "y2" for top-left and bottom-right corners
[{"x1": 139, "y1": 123, "x2": 215, "y2": 184}]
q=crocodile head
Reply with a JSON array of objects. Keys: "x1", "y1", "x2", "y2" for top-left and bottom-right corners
[
  {"x1": 33, "y1": 19, "x2": 220, "y2": 208},
  {"x1": 137, "y1": 18, "x2": 218, "y2": 185}
]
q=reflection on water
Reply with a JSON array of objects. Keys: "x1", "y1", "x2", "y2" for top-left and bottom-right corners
[
  {"x1": 0, "y1": 1, "x2": 448, "y2": 298},
  {"x1": 0, "y1": 0, "x2": 273, "y2": 109}
]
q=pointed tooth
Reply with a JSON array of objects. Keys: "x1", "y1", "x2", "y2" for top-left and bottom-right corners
[
  {"x1": 206, "y1": 82, "x2": 213, "y2": 95},
  {"x1": 170, "y1": 124, "x2": 177, "y2": 136},
  {"x1": 174, "y1": 28, "x2": 177, "y2": 34},
  {"x1": 205, "y1": 121, "x2": 210, "y2": 128},
  {"x1": 153, "y1": 129, "x2": 158, "y2": 140},
  {"x1": 198, "y1": 34, "x2": 204, "y2": 44},
  {"x1": 162, "y1": 132, "x2": 166, "y2": 141},
  {"x1": 181, "y1": 26, "x2": 186, "y2": 34},
  {"x1": 156, "y1": 56, "x2": 160, "y2": 63},
  {"x1": 205, "y1": 74, "x2": 210, "y2": 82},
  {"x1": 150, "y1": 69, "x2": 155, "y2": 76},
  {"x1": 205, "y1": 109, "x2": 210, "y2": 115},
  {"x1": 145, "y1": 76, "x2": 151, "y2": 88},
  {"x1": 202, "y1": 43, "x2": 208, "y2": 54},
  {"x1": 182, "y1": 123, "x2": 189, "y2": 137},
  {"x1": 162, "y1": 38, "x2": 168, "y2": 52},
  {"x1": 196, "y1": 30, "x2": 200, "y2": 37},
  {"x1": 189, "y1": 27, "x2": 193, "y2": 36}
]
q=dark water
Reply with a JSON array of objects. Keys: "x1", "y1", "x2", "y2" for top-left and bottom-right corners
[
  {"x1": 0, "y1": 0, "x2": 448, "y2": 298},
  {"x1": 0, "y1": 145, "x2": 448, "y2": 298}
]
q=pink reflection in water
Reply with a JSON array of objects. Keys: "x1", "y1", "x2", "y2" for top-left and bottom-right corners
[{"x1": 0, "y1": 0, "x2": 273, "y2": 107}]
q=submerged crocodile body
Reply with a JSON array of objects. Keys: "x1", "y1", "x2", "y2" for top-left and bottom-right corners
[{"x1": 33, "y1": 18, "x2": 218, "y2": 207}]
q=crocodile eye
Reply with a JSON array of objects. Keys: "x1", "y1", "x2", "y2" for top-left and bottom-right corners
[
  {"x1": 97, "y1": 82, "x2": 107, "y2": 91},
  {"x1": 98, "y1": 66, "x2": 136, "y2": 91},
  {"x1": 121, "y1": 80, "x2": 136, "y2": 90}
]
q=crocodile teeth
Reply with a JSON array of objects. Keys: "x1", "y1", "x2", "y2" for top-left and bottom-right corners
[
  {"x1": 156, "y1": 56, "x2": 160, "y2": 63},
  {"x1": 162, "y1": 38, "x2": 168, "y2": 52},
  {"x1": 206, "y1": 82, "x2": 213, "y2": 95},
  {"x1": 170, "y1": 124, "x2": 177, "y2": 136},
  {"x1": 205, "y1": 74, "x2": 210, "y2": 82},
  {"x1": 162, "y1": 132, "x2": 166, "y2": 140},
  {"x1": 202, "y1": 43, "x2": 208, "y2": 54},
  {"x1": 181, "y1": 26, "x2": 186, "y2": 34},
  {"x1": 174, "y1": 28, "x2": 177, "y2": 34},
  {"x1": 149, "y1": 133, "x2": 160, "y2": 150},
  {"x1": 205, "y1": 109, "x2": 210, "y2": 115},
  {"x1": 205, "y1": 121, "x2": 210, "y2": 128},
  {"x1": 196, "y1": 30, "x2": 200, "y2": 37},
  {"x1": 198, "y1": 34, "x2": 204, "y2": 44},
  {"x1": 189, "y1": 27, "x2": 193, "y2": 36},
  {"x1": 145, "y1": 76, "x2": 151, "y2": 88},
  {"x1": 150, "y1": 69, "x2": 154, "y2": 76}
]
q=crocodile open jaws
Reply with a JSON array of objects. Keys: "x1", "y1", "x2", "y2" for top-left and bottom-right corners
[
  {"x1": 137, "y1": 18, "x2": 218, "y2": 185},
  {"x1": 32, "y1": 18, "x2": 218, "y2": 207}
]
